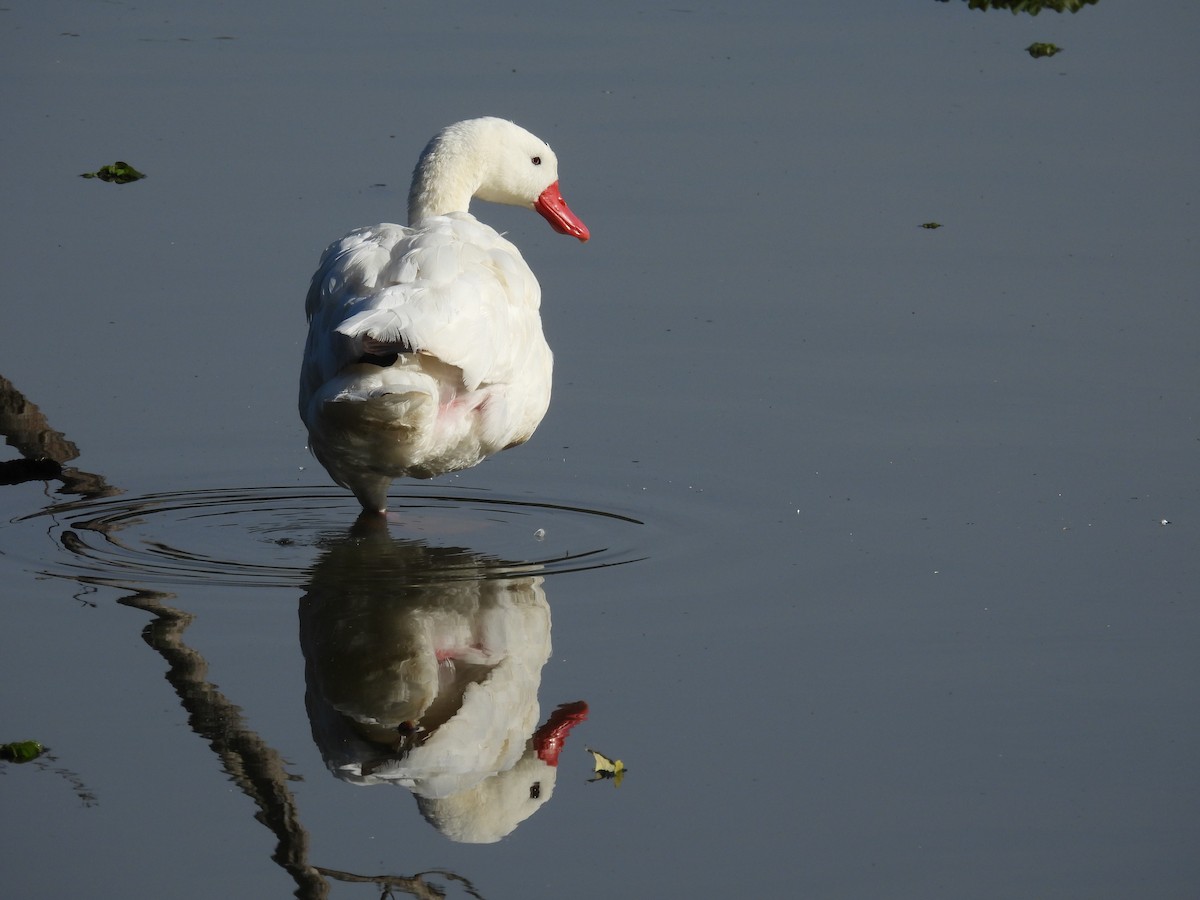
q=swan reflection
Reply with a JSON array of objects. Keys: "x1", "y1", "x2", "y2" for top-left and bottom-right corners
[{"x1": 301, "y1": 516, "x2": 587, "y2": 843}]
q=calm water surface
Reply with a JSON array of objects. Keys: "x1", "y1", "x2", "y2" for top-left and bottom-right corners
[{"x1": 2, "y1": 2, "x2": 1197, "y2": 898}]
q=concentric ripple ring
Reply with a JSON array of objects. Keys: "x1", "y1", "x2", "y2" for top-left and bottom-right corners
[{"x1": 16, "y1": 486, "x2": 645, "y2": 590}]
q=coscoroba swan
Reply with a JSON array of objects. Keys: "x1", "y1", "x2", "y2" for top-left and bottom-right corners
[{"x1": 300, "y1": 117, "x2": 588, "y2": 513}]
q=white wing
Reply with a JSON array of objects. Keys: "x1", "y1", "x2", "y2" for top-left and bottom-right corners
[{"x1": 302, "y1": 213, "x2": 542, "y2": 397}]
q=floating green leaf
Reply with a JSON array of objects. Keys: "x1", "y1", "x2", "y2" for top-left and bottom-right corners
[
  {"x1": 934, "y1": 0, "x2": 1098, "y2": 14},
  {"x1": 1026, "y1": 42, "x2": 1063, "y2": 57},
  {"x1": 1, "y1": 740, "x2": 47, "y2": 763},
  {"x1": 921, "y1": 222, "x2": 943, "y2": 230},
  {"x1": 80, "y1": 161, "x2": 146, "y2": 183}
]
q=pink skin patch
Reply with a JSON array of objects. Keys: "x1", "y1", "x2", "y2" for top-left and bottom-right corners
[{"x1": 435, "y1": 644, "x2": 484, "y2": 662}]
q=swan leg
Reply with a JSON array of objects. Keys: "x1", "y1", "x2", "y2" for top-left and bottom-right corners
[{"x1": 349, "y1": 474, "x2": 392, "y2": 515}]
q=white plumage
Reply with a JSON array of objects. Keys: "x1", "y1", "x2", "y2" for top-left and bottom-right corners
[
  {"x1": 300, "y1": 527, "x2": 590, "y2": 843},
  {"x1": 300, "y1": 118, "x2": 588, "y2": 513}
]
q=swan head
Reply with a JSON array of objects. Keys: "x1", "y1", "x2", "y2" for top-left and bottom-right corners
[{"x1": 408, "y1": 117, "x2": 589, "y2": 242}]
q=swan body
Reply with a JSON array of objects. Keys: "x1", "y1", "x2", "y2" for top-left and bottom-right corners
[
  {"x1": 300, "y1": 528, "x2": 589, "y2": 842},
  {"x1": 300, "y1": 118, "x2": 588, "y2": 513}
]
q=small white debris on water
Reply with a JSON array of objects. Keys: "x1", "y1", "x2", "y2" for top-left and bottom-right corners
[
  {"x1": 1160, "y1": 519, "x2": 1171, "y2": 526},
  {"x1": 534, "y1": 528, "x2": 546, "y2": 541}
]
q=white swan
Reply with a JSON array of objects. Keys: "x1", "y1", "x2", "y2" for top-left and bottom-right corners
[{"x1": 300, "y1": 117, "x2": 588, "y2": 513}]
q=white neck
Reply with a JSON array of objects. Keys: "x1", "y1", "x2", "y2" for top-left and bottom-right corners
[{"x1": 406, "y1": 122, "x2": 487, "y2": 224}]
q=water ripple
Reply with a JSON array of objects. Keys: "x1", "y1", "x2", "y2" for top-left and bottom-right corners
[{"x1": 16, "y1": 486, "x2": 645, "y2": 589}]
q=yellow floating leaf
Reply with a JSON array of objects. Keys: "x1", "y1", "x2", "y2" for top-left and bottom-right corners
[{"x1": 586, "y1": 747, "x2": 626, "y2": 786}]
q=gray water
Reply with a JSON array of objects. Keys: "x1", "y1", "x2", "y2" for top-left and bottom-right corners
[{"x1": 2, "y1": 2, "x2": 1197, "y2": 898}]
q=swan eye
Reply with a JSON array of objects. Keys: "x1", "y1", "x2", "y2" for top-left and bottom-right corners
[
  {"x1": 529, "y1": 781, "x2": 541, "y2": 799},
  {"x1": 531, "y1": 156, "x2": 542, "y2": 166}
]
